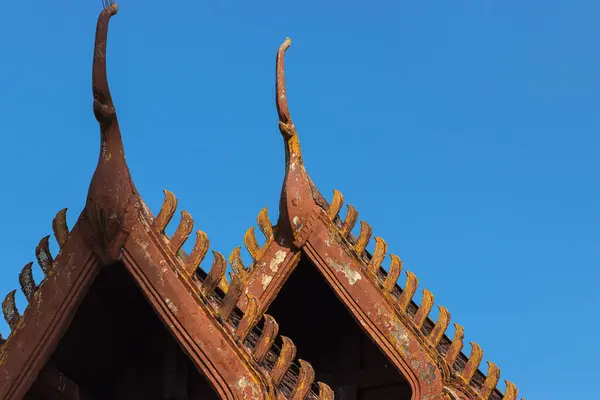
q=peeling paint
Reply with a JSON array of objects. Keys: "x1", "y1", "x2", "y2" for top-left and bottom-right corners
[
  {"x1": 261, "y1": 275, "x2": 273, "y2": 290},
  {"x1": 165, "y1": 298, "x2": 178, "y2": 314},
  {"x1": 326, "y1": 257, "x2": 362, "y2": 285},
  {"x1": 269, "y1": 250, "x2": 286, "y2": 272},
  {"x1": 292, "y1": 216, "x2": 302, "y2": 230},
  {"x1": 232, "y1": 376, "x2": 259, "y2": 399},
  {"x1": 374, "y1": 303, "x2": 386, "y2": 318},
  {"x1": 325, "y1": 231, "x2": 335, "y2": 247},
  {"x1": 157, "y1": 265, "x2": 168, "y2": 286}
]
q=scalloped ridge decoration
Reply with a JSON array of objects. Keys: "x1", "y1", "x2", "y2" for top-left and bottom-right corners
[
  {"x1": 35, "y1": 236, "x2": 54, "y2": 275},
  {"x1": 152, "y1": 189, "x2": 333, "y2": 398},
  {"x1": 52, "y1": 208, "x2": 69, "y2": 249},
  {"x1": 2, "y1": 291, "x2": 20, "y2": 331},
  {"x1": 221, "y1": 206, "x2": 277, "y2": 289},
  {"x1": 155, "y1": 198, "x2": 277, "y2": 293},
  {"x1": 325, "y1": 189, "x2": 522, "y2": 399},
  {"x1": 1, "y1": 208, "x2": 71, "y2": 347},
  {"x1": 267, "y1": 34, "x2": 523, "y2": 396},
  {"x1": 154, "y1": 190, "x2": 229, "y2": 294},
  {"x1": 18, "y1": 263, "x2": 38, "y2": 303}
]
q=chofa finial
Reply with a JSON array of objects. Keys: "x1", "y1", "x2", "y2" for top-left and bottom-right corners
[
  {"x1": 275, "y1": 37, "x2": 305, "y2": 182},
  {"x1": 274, "y1": 37, "x2": 329, "y2": 246},
  {"x1": 93, "y1": 2, "x2": 119, "y2": 125},
  {"x1": 275, "y1": 37, "x2": 306, "y2": 180},
  {"x1": 276, "y1": 37, "x2": 294, "y2": 137},
  {"x1": 81, "y1": 2, "x2": 140, "y2": 264}
]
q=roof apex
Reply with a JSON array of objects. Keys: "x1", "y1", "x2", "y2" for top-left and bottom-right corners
[
  {"x1": 81, "y1": 2, "x2": 143, "y2": 265},
  {"x1": 275, "y1": 38, "x2": 330, "y2": 248}
]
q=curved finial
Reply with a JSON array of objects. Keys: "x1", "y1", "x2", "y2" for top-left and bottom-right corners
[
  {"x1": 274, "y1": 37, "x2": 329, "y2": 245},
  {"x1": 276, "y1": 37, "x2": 294, "y2": 136},
  {"x1": 93, "y1": 2, "x2": 119, "y2": 125},
  {"x1": 275, "y1": 37, "x2": 302, "y2": 164},
  {"x1": 82, "y1": 2, "x2": 140, "y2": 265}
]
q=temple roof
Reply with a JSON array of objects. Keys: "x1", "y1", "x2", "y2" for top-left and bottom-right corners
[{"x1": 0, "y1": 3, "x2": 523, "y2": 400}]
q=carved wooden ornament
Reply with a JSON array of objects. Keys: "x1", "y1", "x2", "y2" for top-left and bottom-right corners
[{"x1": 0, "y1": 4, "x2": 522, "y2": 400}]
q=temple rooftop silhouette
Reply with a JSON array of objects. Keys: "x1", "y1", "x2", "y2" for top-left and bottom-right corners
[{"x1": 0, "y1": 3, "x2": 522, "y2": 400}]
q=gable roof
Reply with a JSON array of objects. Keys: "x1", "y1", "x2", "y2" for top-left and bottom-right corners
[
  {"x1": 223, "y1": 38, "x2": 525, "y2": 400},
  {"x1": 0, "y1": 4, "x2": 331, "y2": 399},
  {"x1": 0, "y1": 3, "x2": 523, "y2": 400}
]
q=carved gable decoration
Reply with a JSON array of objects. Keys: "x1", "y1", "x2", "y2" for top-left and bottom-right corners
[{"x1": 0, "y1": 3, "x2": 522, "y2": 400}]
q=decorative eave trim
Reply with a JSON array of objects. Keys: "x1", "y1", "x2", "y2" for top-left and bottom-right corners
[
  {"x1": 315, "y1": 200, "x2": 522, "y2": 399},
  {"x1": 219, "y1": 204, "x2": 301, "y2": 312},
  {"x1": 0, "y1": 219, "x2": 101, "y2": 400},
  {"x1": 137, "y1": 190, "x2": 335, "y2": 399},
  {"x1": 0, "y1": 5, "x2": 523, "y2": 399},
  {"x1": 122, "y1": 223, "x2": 271, "y2": 399},
  {"x1": 234, "y1": 36, "x2": 524, "y2": 400},
  {"x1": 1, "y1": 5, "x2": 332, "y2": 399},
  {"x1": 0, "y1": 5, "x2": 135, "y2": 394}
]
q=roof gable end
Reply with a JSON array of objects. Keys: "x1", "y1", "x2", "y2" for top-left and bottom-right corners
[
  {"x1": 226, "y1": 38, "x2": 523, "y2": 400},
  {"x1": 0, "y1": 5, "x2": 332, "y2": 399}
]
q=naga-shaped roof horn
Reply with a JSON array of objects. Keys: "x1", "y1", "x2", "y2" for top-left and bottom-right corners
[
  {"x1": 80, "y1": 1, "x2": 141, "y2": 264},
  {"x1": 275, "y1": 38, "x2": 328, "y2": 247}
]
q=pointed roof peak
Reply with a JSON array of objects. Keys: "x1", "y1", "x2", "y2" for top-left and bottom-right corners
[
  {"x1": 274, "y1": 37, "x2": 331, "y2": 246},
  {"x1": 81, "y1": 3, "x2": 142, "y2": 264}
]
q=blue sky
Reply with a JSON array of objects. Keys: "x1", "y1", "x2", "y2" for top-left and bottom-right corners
[{"x1": 1, "y1": 1, "x2": 598, "y2": 398}]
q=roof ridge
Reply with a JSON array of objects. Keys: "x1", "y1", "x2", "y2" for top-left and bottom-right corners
[
  {"x1": 0, "y1": 191, "x2": 334, "y2": 399},
  {"x1": 1, "y1": 208, "x2": 71, "y2": 342},
  {"x1": 1, "y1": 4, "x2": 525, "y2": 398},
  {"x1": 1, "y1": 5, "x2": 328, "y2": 398},
  {"x1": 261, "y1": 30, "x2": 524, "y2": 400},
  {"x1": 323, "y1": 189, "x2": 522, "y2": 400},
  {"x1": 223, "y1": 206, "x2": 277, "y2": 284},
  {"x1": 151, "y1": 189, "x2": 333, "y2": 399}
]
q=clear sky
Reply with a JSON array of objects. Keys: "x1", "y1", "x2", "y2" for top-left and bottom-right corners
[{"x1": 1, "y1": 1, "x2": 598, "y2": 398}]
